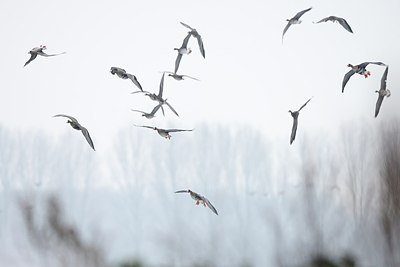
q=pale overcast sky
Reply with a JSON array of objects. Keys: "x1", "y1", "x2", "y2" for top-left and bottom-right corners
[
  {"x1": 0, "y1": 0, "x2": 399, "y2": 149},
  {"x1": 0, "y1": 0, "x2": 399, "y2": 266}
]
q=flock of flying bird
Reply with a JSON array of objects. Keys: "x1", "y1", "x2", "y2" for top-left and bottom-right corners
[
  {"x1": 283, "y1": 7, "x2": 390, "y2": 144},
  {"x1": 23, "y1": 22, "x2": 218, "y2": 215},
  {"x1": 22, "y1": 8, "x2": 391, "y2": 215}
]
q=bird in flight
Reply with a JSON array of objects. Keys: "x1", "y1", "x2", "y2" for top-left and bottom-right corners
[
  {"x1": 375, "y1": 66, "x2": 391, "y2": 118},
  {"x1": 131, "y1": 103, "x2": 162, "y2": 119},
  {"x1": 313, "y1": 16, "x2": 353, "y2": 33},
  {"x1": 24, "y1": 45, "x2": 66, "y2": 67},
  {"x1": 175, "y1": 189, "x2": 218, "y2": 215},
  {"x1": 110, "y1": 67, "x2": 143, "y2": 91},
  {"x1": 132, "y1": 73, "x2": 179, "y2": 117},
  {"x1": 53, "y1": 114, "x2": 95, "y2": 151},
  {"x1": 282, "y1": 7, "x2": 312, "y2": 43},
  {"x1": 180, "y1": 22, "x2": 206, "y2": 58},
  {"x1": 163, "y1": 71, "x2": 199, "y2": 81},
  {"x1": 174, "y1": 34, "x2": 192, "y2": 74},
  {"x1": 342, "y1": 62, "x2": 386, "y2": 93},
  {"x1": 133, "y1": 125, "x2": 193, "y2": 139},
  {"x1": 288, "y1": 97, "x2": 313, "y2": 145}
]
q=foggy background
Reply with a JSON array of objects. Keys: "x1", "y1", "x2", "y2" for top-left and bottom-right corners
[{"x1": 0, "y1": 0, "x2": 400, "y2": 266}]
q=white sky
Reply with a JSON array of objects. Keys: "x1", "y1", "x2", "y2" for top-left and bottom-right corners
[
  {"x1": 0, "y1": 0, "x2": 399, "y2": 151},
  {"x1": 0, "y1": 1, "x2": 399, "y2": 265}
]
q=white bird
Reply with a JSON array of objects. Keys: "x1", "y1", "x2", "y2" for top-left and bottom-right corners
[
  {"x1": 282, "y1": 7, "x2": 312, "y2": 43},
  {"x1": 24, "y1": 45, "x2": 66, "y2": 67},
  {"x1": 53, "y1": 114, "x2": 95, "y2": 151},
  {"x1": 175, "y1": 189, "x2": 218, "y2": 215}
]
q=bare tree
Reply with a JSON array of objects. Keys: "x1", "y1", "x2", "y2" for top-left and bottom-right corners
[{"x1": 378, "y1": 120, "x2": 400, "y2": 266}]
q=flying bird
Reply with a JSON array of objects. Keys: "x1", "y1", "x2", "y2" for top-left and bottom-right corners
[
  {"x1": 313, "y1": 16, "x2": 353, "y2": 33},
  {"x1": 174, "y1": 34, "x2": 192, "y2": 74},
  {"x1": 134, "y1": 125, "x2": 193, "y2": 139},
  {"x1": 24, "y1": 45, "x2": 66, "y2": 67},
  {"x1": 131, "y1": 103, "x2": 162, "y2": 119},
  {"x1": 342, "y1": 62, "x2": 386, "y2": 93},
  {"x1": 175, "y1": 189, "x2": 218, "y2": 215},
  {"x1": 375, "y1": 66, "x2": 391, "y2": 118},
  {"x1": 110, "y1": 67, "x2": 143, "y2": 91},
  {"x1": 131, "y1": 73, "x2": 179, "y2": 117},
  {"x1": 180, "y1": 22, "x2": 206, "y2": 58},
  {"x1": 288, "y1": 97, "x2": 313, "y2": 145},
  {"x1": 163, "y1": 71, "x2": 200, "y2": 81},
  {"x1": 53, "y1": 114, "x2": 95, "y2": 151},
  {"x1": 282, "y1": 7, "x2": 312, "y2": 43}
]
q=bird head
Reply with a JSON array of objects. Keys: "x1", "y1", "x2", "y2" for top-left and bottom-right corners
[
  {"x1": 347, "y1": 64, "x2": 353, "y2": 68},
  {"x1": 110, "y1": 67, "x2": 117, "y2": 75}
]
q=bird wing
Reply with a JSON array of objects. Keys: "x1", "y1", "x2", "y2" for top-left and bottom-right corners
[
  {"x1": 375, "y1": 94, "x2": 384, "y2": 118},
  {"x1": 53, "y1": 114, "x2": 79, "y2": 124},
  {"x1": 282, "y1": 22, "x2": 292, "y2": 43},
  {"x1": 182, "y1": 74, "x2": 200, "y2": 81},
  {"x1": 158, "y1": 73, "x2": 165, "y2": 98},
  {"x1": 80, "y1": 126, "x2": 95, "y2": 151},
  {"x1": 195, "y1": 35, "x2": 205, "y2": 58},
  {"x1": 342, "y1": 69, "x2": 355, "y2": 93},
  {"x1": 160, "y1": 105, "x2": 166, "y2": 117},
  {"x1": 131, "y1": 90, "x2": 149, "y2": 94},
  {"x1": 359, "y1": 62, "x2": 386, "y2": 68},
  {"x1": 131, "y1": 109, "x2": 146, "y2": 114},
  {"x1": 174, "y1": 190, "x2": 189, "y2": 194},
  {"x1": 336, "y1": 17, "x2": 353, "y2": 33},
  {"x1": 126, "y1": 74, "x2": 143, "y2": 91},
  {"x1": 149, "y1": 103, "x2": 162, "y2": 116},
  {"x1": 293, "y1": 7, "x2": 312, "y2": 20},
  {"x1": 24, "y1": 52, "x2": 38, "y2": 67},
  {"x1": 380, "y1": 66, "x2": 389, "y2": 90},
  {"x1": 37, "y1": 51, "x2": 66, "y2": 57},
  {"x1": 203, "y1": 197, "x2": 218, "y2": 215},
  {"x1": 181, "y1": 33, "x2": 191, "y2": 49},
  {"x1": 174, "y1": 52, "x2": 183, "y2": 74},
  {"x1": 180, "y1": 22, "x2": 194, "y2": 31},
  {"x1": 313, "y1": 16, "x2": 334, "y2": 23},
  {"x1": 133, "y1": 124, "x2": 156, "y2": 130},
  {"x1": 298, "y1": 97, "x2": 313, "y2": 111},
  {"x1": 290, "y1": 116, "x2": 298, "y2": 145},
  {"x1": 166, "y1": 128, "x2": 193, "y2": 133},
  {"x1": 163, "y1": 71, "x2": 175, "y2": 75},
  {"x1": 164, "y1": 101, "x2": 179, "y2": 117}
]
